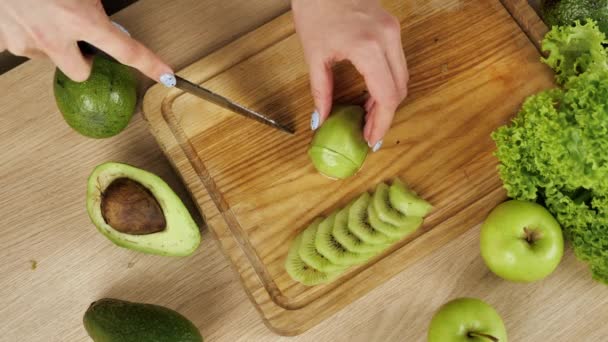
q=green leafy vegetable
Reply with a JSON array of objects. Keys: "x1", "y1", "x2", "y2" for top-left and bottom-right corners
[
  {"x1": 541, "y1": 20, "x2": 607, "y2": 84},
  {"x1": 493, "y1": 20, "x2": 608, "y2": 283}
]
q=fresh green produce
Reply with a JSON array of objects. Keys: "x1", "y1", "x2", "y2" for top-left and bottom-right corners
[
  {"x1": 316, "y1": 207, "x2": 375, "y2": 265},
  {"x1": 333, "y1": 203, "x2": 388, "y2": 254},
  {"x1": 348, "y1": 192, "x2": 394, "y2": 244},
  {"x1": 54, "y1": 55, "x2": 137, "y2": 138},
  {"x1": 389, "y1": 178, "x2": 433, "y2": 217},
  {"x1": 540, "y1": 0, "x2": 608, "y2": 35},
  {"x1": 492, "y1": 20, "x2": 608, "y2": 283},
  {"x1": 373, "y1": 183, "x2": 428, "y2": 227},
  {"x1": 87, "y1": 162, "x2": 201, "y2": 257},
  {"x1": 480, "y1": 200, "x2": 564, "y2": 282},
  {"x1": 427, "y1": 298, "x2": 507, "y2": 342},
  {"x1": 367, "y1": 203, "x2": 421, "y2": 239},
  {"x1": 83, "y1": 298, "x2": 203, "y2": 342},
  {"x1": 541, "y1": 19, "x2": 607, "y2": 85},
  {"x1": 286, "y1": 233, "x2": 341, "y2": 285},
  {"x1": 308, "y1": 105, "x2": 369, "y2": 179},
  {"x1": 285, "y1": 178, "x2": 432, "y2": 286},
  {"x1": 299, "y1": 216, "x2": 346, "y2": 273}
]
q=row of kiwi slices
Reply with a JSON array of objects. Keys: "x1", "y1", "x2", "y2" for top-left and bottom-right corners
[{"x1": 285, "y1": 178, "x2": 433, "y2": 286}]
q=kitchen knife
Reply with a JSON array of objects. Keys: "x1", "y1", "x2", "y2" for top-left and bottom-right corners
[{"x1": 174, "y1": 75, "x2": 294, "y2": 134}]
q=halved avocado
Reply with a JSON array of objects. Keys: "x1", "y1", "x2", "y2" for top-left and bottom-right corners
[
  {"x1": 87, "y1": 162, "x2": 201, "y2": 256},
  {"x1": 308, "y1": 105, "x2": 369, "y2": 179}
]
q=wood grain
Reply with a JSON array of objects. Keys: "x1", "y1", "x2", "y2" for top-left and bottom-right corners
[
  {"x1": 0, "y1": 1, "x2": 292, "y2": 341},
  {"x1": 500, "y1": 0, "x2": 549, "y2": 51},
  {"x1": 143, "y1": 0, "x2": 558, "y2": 335},
  {"x1": 3, "y1": 0, "x2": 608, "y2": 341}
]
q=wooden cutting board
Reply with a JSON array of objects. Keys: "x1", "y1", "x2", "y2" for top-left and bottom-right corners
[
  {"x1": 142, "y1": 0, "x2": 554, "y2": 335},
  {"x1": 500, "y1": 0, "x2": 548, "y2": 50}
]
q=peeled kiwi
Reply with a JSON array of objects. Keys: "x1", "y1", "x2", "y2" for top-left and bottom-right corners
[
  {"x1": 316, "y1": 207, "x2": 375, "y2": 266},
  {"x1": 286, "y1": 178, "x2": 432, "y2": 286},
  {"x1": 348, "y1": 192, "x2": 394, "y2": 245},
  {"x1": 389, "y1": 178, "x2": 433, "y2": 217},
  {"x1": 285, "y1": 234, "x2": 339, "y2": 286},
  {"x1": 372, "y1": 183, "x2": 416, "y2": 227},
  {"x1": 334, "y1": 203, "x2": 390, "y2": 254},
  {"x1": 299, "y1": 216, "x2": 346, "y2": 273},
  {"x1": 367, "y1": 204, "x2": 422, "y2": 240}
]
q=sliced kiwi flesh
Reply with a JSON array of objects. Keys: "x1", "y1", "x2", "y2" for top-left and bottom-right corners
[
  {"x1": 372, "y1": 183, "x2": 417, "y2": 227},
  {"x1": 285, "y1": 234, "x2": 340, "y2": 286},
  {"x1": 390, "y1": 178, "x2": 433, "y2": 217},
  {"x1": 367, "y1": 203, "x2": 422, "y2": 240},
  {"x1": 334, "y1": 202, "x2": 389, "y2": 254},
  {"x1": 285, "y1": 178, "x2": 432, "y2": 286},
  {"x1": 316, "y1": 207, "x2": 375, "y2": 266},
  {"x1": 347, "y1": 192, "x2": 394, "y2": 245},
  {"x1": 299, "y1": 216, "x2": 347, "y2": 273}
]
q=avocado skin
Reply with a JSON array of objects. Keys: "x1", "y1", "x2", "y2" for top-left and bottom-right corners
[
  {"x1": 541, "y1": 0, "x2": 608, "y2": 34},
  {"x1": 54, "y1": 55, "x2": 137, "y2": 138},
  {"x1": 83, "y1": 298, "x2": 203, "y2": 342}
]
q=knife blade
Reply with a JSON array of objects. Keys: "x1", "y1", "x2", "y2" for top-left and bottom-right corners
[{"x1": 174, "y1": 75, "x2": 294, "y2": 135}]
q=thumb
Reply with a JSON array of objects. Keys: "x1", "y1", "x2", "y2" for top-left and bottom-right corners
[{"x1": 308, "y1": 59, "x2": 334, "y2": 130}]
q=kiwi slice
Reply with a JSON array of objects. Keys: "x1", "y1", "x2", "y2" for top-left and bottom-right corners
[
  {"x1": 299, "y1": 217, "x2": 346, "y2": 273},
  {"x1": 316, "y1": 208, "x2": 375, "y2": 266},
  {"x1": 285, "y1": 233, "x2": 339, "y2": 286},
  {"x1": 389, "y1": 178, "x2": 433, "y2": 217},
  {"x1": 334, "y1": 203, "x2": 389, "y2": 254},
  {"x1": 348, "y1": 192, "x2": 394, "y2": 245},
  {"x1": 372, "y1": 183, "x2": 418, "y2": 227},
  {"x1": 367, "y1": 203, "x2": 422, "y2": 240}
]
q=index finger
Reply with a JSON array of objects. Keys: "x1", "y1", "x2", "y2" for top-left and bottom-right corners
[
  {"x1": 84, "y1": 19, "x2": 172, "y2": 81},
  {"x1": 351, "y1": 50, "x2": 401, "y2": 145}
]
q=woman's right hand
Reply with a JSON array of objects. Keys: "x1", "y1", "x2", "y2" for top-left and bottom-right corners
[{"x1": 0, "y1": 0, "x2": 172, "y2": 82}]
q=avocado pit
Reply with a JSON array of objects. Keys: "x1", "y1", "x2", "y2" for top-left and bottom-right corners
[{"x1": 100, "y1": 178, "x2": 166, "y2": 235}]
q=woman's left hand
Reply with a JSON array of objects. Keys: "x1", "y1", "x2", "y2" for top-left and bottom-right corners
[{"x1": 292, "y1": 0, "x2": 409, "y2": 151}]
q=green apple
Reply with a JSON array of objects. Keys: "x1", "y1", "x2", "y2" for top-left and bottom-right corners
[
  {"x1": 308, "y1": 105, "x2": 368, "y2": 179},
  {"x1": 480, "y1": 200, "x2": 564, "y2": 282},
  {"x1": 428, "y1": 298, "x2": 507, "y2": 342}
]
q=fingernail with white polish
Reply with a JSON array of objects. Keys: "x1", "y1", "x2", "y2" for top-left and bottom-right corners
[
  {"x1": 310, "y1": 110, "x2": 320, "y2": 130},
  {"x1": 160, "y1": 73, "x2": 176, "y2": 87},
  {"x1": 111, "y1": 21, "x2": 131, "y2": 36},
  {"x1": 372, "y1": 140, "x2": 383, "y2": 152}
]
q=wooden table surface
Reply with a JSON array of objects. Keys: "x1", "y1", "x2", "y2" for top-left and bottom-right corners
[{"x1": 1, "y1": 1, "x2": 607, "y2": 341}]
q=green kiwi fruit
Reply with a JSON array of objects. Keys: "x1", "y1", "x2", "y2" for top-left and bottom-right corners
[
  {"x1": 334, "y1": 203, "x2": 389, "y2": 254},
  {"x1": 367, "y1": 203, "x2": 422, "y2": 240},
  {"x1": 299, "y1": 217, "x2": 346, "y2": 273},
  {"x1": 316, "y1": 207, "x2": 375, "y2": 266},
  {"x1": 286, "y1": 178, "x2": 431, "y2": 286},
  {"x1": 285, "y1": 233, "x2": 339, "y2": 286},
  {"x1": 348, "y1": 192, "x2": 394, "y2": 245},
  {"x1": 389, "y1": 178, "x2": 433, "y2": 217},
  {"x1": 372, "y1": 183, "x2": 416, "y2": 227}
]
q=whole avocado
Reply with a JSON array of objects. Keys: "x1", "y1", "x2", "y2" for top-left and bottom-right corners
[
  {"x1": 54, "y1": 55, "x2": 137, "y2": 138},
  {"x1": 83, "y1": 298, "x2": 203, "y2": 342},
  {"x1": 541, "y1": 0, "x2": 608, "y2": 34}
]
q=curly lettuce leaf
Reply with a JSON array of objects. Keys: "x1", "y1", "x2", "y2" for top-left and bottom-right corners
[
  {"x1": 541, "y1": 20, "x2": 608, "y2": 85},
  {"x1": 493, "y1": 20, "x2": 608, "y2": 283}
]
